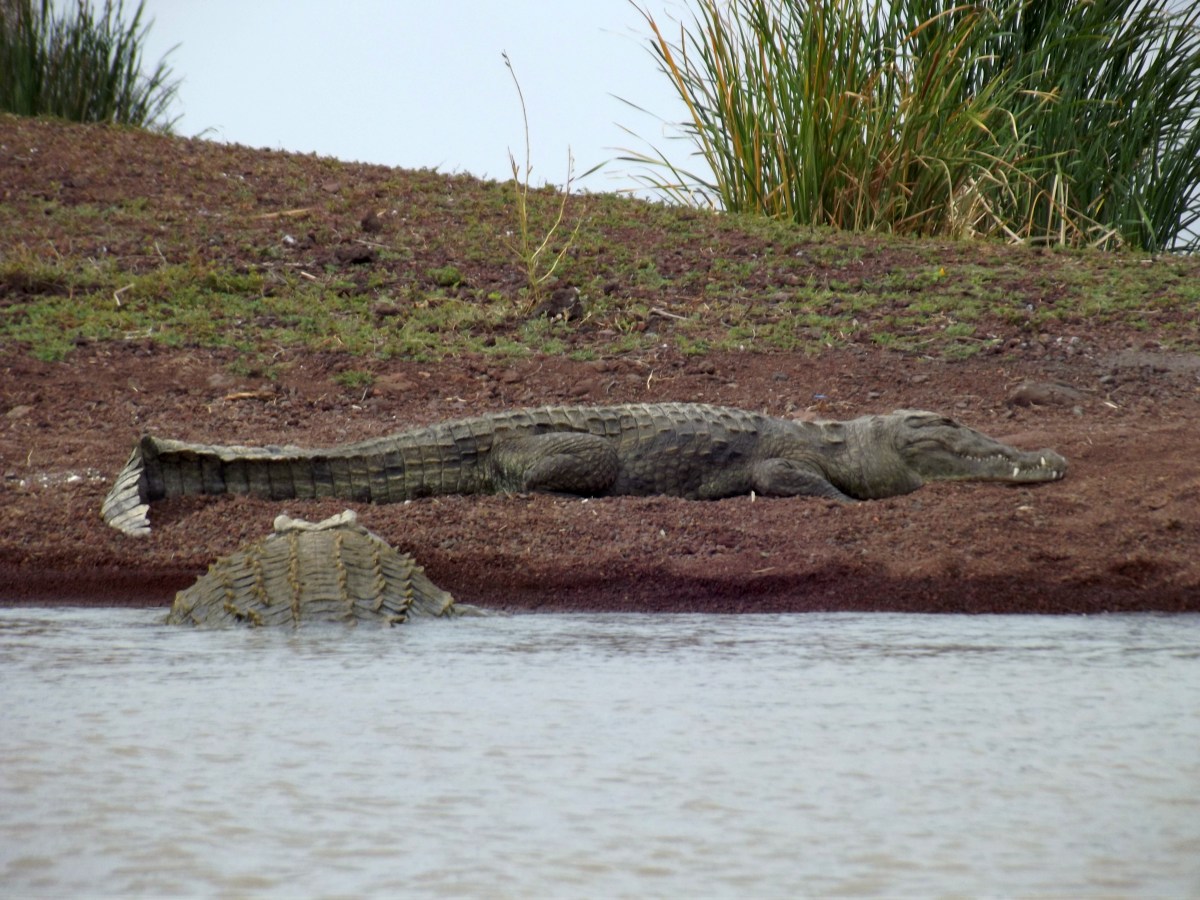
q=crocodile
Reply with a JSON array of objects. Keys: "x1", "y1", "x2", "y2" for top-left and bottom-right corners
[
  {"x1": 101, "y1": 402, "x2": 1068, "y2": 536},
  {"x1": 167, "y1": 510, "x2": 480, "y2": 627}
]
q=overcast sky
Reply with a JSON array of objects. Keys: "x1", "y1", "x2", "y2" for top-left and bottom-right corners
[{"x1": 137, "y1": 1, "x2": 698, "y2": 194}]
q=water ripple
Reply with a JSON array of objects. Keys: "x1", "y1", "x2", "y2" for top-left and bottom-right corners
[{"x1": 2, "y1": 609, "x2": 1198, "y2": 897}]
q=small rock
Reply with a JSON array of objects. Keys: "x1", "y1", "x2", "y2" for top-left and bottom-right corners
[
  {"x1": 372, "y1": 302, "x2": 404, "y2": 320},
  {"x1": 530, "y1": 286, "x2": 583, "y2": 321},
  {"x1": 373, "y1": 374, "x2": 418, "y2": 396},
  {"x1": 1007, "y1": 381, "x2": 1085, "y2": 408},
  {"x1": 360, "y1": 210, "x2": 383, "y2": 233},
  {"x1": 334, "y1": 244, "x2": 376, "y2": 265},
  {"x1": 4, "y1": 404, "x2": 33, "y2": 420}
]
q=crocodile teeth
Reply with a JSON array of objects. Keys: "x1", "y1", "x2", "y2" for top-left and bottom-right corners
[{"x1": 1013, "y1": 466, "x2": 1020, "y2": 477}]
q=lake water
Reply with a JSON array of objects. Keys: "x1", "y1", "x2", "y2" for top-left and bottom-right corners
[{"x1": 1, "y1": 609, "x2": 1198, "y2": 898}]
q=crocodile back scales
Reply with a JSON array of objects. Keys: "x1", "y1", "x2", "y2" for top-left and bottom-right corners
[{"x1": 106, "y1": 403, "x2": 795, "y2": 527}]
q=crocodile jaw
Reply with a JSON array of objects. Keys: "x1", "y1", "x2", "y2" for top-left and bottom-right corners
[
  {"x1": 908, "y1": 444, "x2": 1068, "y2": 483},
  {"x1": 893, "y1": 411, "x2": 1068, "y2": 485}
]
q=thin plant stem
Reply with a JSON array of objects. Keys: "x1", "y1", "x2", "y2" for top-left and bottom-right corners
[{"x1": 502, "y1": 51, "x2": 584, "y2": 309}]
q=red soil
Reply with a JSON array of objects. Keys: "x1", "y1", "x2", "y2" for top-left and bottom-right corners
[{"x1": 3, "y1": 341, "x2": 1199, "y2": 613}]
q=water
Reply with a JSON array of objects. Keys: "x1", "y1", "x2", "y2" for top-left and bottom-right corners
[{"x1": 2, "y1": 609, "x2": 1198, "y2": 898}]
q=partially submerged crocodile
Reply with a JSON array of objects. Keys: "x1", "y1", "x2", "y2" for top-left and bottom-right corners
[
  {"x1": 102, "y1": 402, "x2": 1067, "y2": 536},
  {"x1": 166, "y1": 510, "x2": 477, "y2": 627}
]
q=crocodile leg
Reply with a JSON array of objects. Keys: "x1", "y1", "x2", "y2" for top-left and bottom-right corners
[
  {"x1": 750, "y1": 458, "x2": 857, "y2": 502},
  {"x1": 489, "y1": 433, "x2": 620, "y2": 495}
]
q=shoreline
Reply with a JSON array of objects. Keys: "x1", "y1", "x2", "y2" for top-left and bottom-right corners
[{"x1": 4, "y1": 343, "x2": 1199, "y2": 617}]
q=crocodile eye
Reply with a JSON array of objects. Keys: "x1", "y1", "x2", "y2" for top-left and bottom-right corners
[{"x1": 907, "y1": 413, "x2": 952, "y2": 429}]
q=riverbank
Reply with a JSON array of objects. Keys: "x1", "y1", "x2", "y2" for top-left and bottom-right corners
[
  {"x1": 4, "y1": 342, "x2": 1199, "y2": 613},
  {"x1": 2, "y1": 115, "x2": 1198, "y2": 612}
]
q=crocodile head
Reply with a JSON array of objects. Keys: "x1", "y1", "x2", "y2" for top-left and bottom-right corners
[{"x1": 891, "y1": 410, "x2": 1068, "y2": 487}]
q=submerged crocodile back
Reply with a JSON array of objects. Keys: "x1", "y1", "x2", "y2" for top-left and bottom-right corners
[{"x1": 166, "y1": 512, "x2": 461, "y2": 627}]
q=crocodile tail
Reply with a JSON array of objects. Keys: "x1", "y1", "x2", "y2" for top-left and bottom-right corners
[
  {"x1": 102, "y1": 435, "x2": 327, "y2": 536},
  {"x1": 100, "y1": 433, "x2": 459, "y2": 535},
  {"x1": 101, "y1": 436, "x2": 156, "y2": 536}
]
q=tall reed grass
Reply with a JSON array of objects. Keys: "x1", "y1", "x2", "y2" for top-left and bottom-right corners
[
  {"x1": 627, "y1": 0, "x2": 1200, "y2": 251},
  {"x1": 967, "y1": 0, "x2": 1200, "y2": 252},
  {"x1": 0, "y1": 0, "x2": 178, "y2": 130}
]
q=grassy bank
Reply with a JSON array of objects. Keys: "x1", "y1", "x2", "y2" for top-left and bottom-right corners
[{"x1": 2, "y1": 114, "x2": 1199, "y2": 372}]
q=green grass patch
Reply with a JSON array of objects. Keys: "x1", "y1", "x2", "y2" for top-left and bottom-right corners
[
  {"x1": 332, "y1": 368, "x2": 375, "y2": 390},
  {"x1": 2, "y1": 111, "x2": 1198, "y2": 366}
]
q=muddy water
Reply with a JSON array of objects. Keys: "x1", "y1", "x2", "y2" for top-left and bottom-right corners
[{"x1": 2, "y1": 609, "x2": 1198, "y2": 898}]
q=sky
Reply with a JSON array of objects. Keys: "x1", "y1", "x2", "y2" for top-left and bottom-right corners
[{"x1": 136, "y1": 1, "x2": 699, "y2": 194}]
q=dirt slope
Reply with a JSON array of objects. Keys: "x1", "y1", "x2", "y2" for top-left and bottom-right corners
[{"x1": 2, "y1": 116, "x2": 1198, "y2": 613}]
